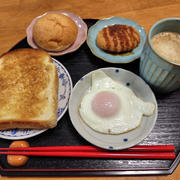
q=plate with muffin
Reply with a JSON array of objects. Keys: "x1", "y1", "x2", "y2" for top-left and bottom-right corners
[
  {"x1": 69, "y1": 68, "x2": 157, "y2": 150},
  {"x1": 0, "y1": 48, "x2": 72, "y2": 140},
  {"x1": 87, "y1": 17, "x2": 146, "y2": 63},
  {"x1": 26, "y1": 11, "x2": 87, "y2": 56}
]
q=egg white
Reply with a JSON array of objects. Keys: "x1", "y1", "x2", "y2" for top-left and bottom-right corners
[{"x1": 79, "y1": 70, "x2": 155, "y2": 134}]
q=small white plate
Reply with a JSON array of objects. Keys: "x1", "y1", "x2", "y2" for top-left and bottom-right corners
[
  {"x1": 0, "y1": 58, "x2": 73, "y2": 140},
  {"x1": 26, "y1": 11, "x2": 87, "y2": 56},
  {"x1": 68, "y1": 68, "x2": 158, "y2": 150}
]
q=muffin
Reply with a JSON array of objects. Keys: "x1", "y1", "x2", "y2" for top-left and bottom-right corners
[
  {"x1": 33, "y1": 13, "x2": 78, "y2": 52},
  {"x1": 96, "y1": 24, "x2": 140, "y2": 53}
]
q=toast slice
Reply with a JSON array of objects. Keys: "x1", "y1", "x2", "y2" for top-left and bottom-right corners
[{"x1": 0, "y1": 48, "x2": 58, "y2": 130}]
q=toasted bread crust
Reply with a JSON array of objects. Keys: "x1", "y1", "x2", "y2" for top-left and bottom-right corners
[
  {"x1": 0, "y1": 48, "x2": 58, "y2": 130},
  {"x1": 96, "y1": 24, "x2": 140, "y2": 53}
]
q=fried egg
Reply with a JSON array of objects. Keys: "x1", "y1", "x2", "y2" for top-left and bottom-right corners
[{"x1": 79, "y1": 70, "x2": 155, "y2": 134}]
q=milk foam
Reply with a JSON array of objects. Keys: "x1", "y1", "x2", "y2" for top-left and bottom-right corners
[{"x1": 151, "y1": 32, "x2": 180, "y2": 64}]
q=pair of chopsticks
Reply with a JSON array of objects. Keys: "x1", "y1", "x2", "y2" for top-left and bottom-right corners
[{"x1": 0, "y1": 145, "x2": 175, "y2": 159}]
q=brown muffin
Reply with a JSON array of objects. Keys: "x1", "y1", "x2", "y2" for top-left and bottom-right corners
[
  {"x1": 96, "y1": 24, "x2": 140, "y2": 53},
  {"x1": 33, "y1": 13, "x2": 78, "y2": 52}
]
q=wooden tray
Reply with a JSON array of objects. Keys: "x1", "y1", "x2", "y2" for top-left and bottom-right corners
[{"x1": 0, "y1": 19, "x2": 180, "y2": 176}]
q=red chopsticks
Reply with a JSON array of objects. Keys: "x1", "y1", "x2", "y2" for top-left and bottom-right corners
[
  {"x1": 0, "y1": 145, "x2": 175, "y2": 159},
  {"x1": 0, "y1": 151, "x2": 175, "y2": 159},
  {"x1": 0, "y1": 145, "x2": 175, "y2": 152}
]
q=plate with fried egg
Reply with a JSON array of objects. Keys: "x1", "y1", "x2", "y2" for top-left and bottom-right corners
[{"x1": 68, "y1": 68, "x2": 158, "y2": 150}]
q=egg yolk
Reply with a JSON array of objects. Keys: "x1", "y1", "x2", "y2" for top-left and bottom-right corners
[{"x1": 91, "y1": 91, "x2": 120, "y2": 117}]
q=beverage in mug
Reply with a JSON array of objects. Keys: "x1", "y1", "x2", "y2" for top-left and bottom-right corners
[
  {"x1": 140, "y1": 17, "x2": 180, "y2": 93},
  {"x1": 151, "y1": 32, "x2": 180, "y2": 64}
]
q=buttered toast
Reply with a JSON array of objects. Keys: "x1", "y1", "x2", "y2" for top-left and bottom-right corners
[{"x1": 0, "y1": 48, "x2": 58, "y2": 130}]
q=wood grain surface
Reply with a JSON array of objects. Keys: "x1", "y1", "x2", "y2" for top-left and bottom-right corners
[{"x1": 0, "y1": 0, "x2": 180, "y2": 179}]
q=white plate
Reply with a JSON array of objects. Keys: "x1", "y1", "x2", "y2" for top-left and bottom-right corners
[
  {"x1": 68, "y1": 68, "x2": 158, "y2": 150},
  {"x1": 0, "y1": 58, "x2": 72, "y2": 140},
  {"x1": 26, "y1": 11, "x2": 87, "y2": 56}
]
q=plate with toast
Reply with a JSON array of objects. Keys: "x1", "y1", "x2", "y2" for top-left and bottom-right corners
[{"x1": 0, "y1": 49, "x2": 72, "y2": 140}]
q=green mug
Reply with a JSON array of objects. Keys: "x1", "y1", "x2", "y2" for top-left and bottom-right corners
[{"x1": 140, "y1": 17, "x2": 180, "y2": 93}]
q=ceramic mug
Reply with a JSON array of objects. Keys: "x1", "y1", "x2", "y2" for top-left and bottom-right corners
[{"x1": 139, "y1": 17, "x2": 180, "y2": 93}]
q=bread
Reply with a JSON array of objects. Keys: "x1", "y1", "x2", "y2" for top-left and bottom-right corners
[
  {"x1": 33, "y1": 13, "x2": 78, "y2": 52},
  {"x1": 0, "y1": 48, "x2": 58, "y2": 130},
  {"x1": 96, "y1": 24, "x2": 140, "y2": 53}
]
